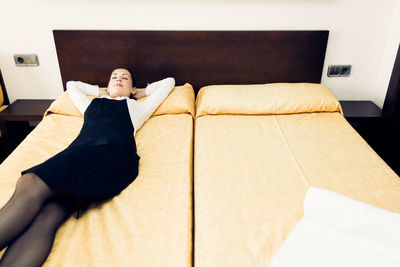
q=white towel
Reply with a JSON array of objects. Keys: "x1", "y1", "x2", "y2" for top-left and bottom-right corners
[{"x1": 270, "y1": 187, "x2": 400, "y2": 267}]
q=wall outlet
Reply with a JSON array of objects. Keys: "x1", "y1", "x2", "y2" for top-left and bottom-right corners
[
  {"x1": 328, "y1": 65, "x2": 351, "y2": 77},
  {"x1": 13, "y1": 54, "x2": 39, "y2": 66}
]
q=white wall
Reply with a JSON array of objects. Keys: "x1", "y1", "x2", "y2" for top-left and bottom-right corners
[{"x1": 0, "y1": 0, "x2": 399, "y2": 108}]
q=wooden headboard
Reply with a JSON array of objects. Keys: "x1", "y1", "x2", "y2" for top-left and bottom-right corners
[{"x1": 53, "y1": 30, "x2": 329, "y2": 94}]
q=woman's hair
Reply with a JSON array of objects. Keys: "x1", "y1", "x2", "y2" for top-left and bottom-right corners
[{"x1": 122, "y1": 68, "x2": 136, "y2": 88}]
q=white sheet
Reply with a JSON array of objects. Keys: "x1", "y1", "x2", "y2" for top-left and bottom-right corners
[{"x1": 270, "y1": 187, "x2": 400, "y2": 267}]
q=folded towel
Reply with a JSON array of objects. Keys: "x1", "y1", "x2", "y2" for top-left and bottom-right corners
[{"x1": 270, "y1": 187, "x2": 400, "y2": 267}]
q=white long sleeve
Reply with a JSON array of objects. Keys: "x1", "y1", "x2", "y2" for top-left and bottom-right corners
[
  {"x1": 66, "y1": 77, "x2": 175, "y2": 136},
  {"x1": 128, "y1": 77, "x2": 175, "y2": 136},
  {"x1": 66, "y1": 81, "x2": 99, "y2": 114}
]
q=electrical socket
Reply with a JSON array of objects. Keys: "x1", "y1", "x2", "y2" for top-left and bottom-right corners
[
  {"x1": 328, "y1": 65, "x2": 351, "y2": 77},
  {"x1": 13, "y1": 54, "x2": 39, "y2": 66}
]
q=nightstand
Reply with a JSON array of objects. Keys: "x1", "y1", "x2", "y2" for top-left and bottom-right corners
[
  {"x1": 340, "y1": 100, "x2": 399, "y2": 175},
  {"x1": 0, "y1": 99, "x2": 54, "y2": 161},
  {"x1": 340, "y1": 100, "x2": 387, "y2": 125}
]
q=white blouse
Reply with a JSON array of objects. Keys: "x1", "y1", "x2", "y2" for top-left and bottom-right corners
[{"x1": 66, "y1": 77, "x2": 175, "y2": 136}]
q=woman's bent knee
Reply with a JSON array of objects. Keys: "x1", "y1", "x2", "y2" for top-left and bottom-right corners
[{"x1": 14, "y1": 173, "x2": 52, "y2": 200}]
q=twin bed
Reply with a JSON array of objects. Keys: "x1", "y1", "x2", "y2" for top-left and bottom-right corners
[
  {"x1": 194, "y1": 83, "x2": 400, "y2": 266},
  {"x1": 0, "y1": 84, "x2": 195, "y2": 266},
  {"x1": 0, "y1": 30, "x2": 399, "y2": 266}
]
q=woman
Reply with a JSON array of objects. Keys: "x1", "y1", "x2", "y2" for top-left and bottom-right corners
[{"x1": 0, "y1": 68, "x2": 175, "y2": 266}]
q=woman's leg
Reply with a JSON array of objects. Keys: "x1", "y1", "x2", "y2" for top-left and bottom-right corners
[
  {"x1": 0, "y1": 194, "x2": 76, "y2": 267},
  {"x1": 0, "y1": 173, "x2": 56, "y2": 251}
]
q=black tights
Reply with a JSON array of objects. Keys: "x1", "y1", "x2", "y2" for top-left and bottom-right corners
[{"x1": 0, "y1": 173, "x2": 76, "y2": 267}]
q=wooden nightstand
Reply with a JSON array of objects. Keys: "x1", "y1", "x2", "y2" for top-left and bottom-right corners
[
  {"x1": 0, "y1": 99, "x2": 54, "y2": 161},
  {"x1": 340, "y1": 100, "x2": 387, "y2": 126},
  {"x1": 340, "y1": 100, "x2": 399, "y2": 175}
]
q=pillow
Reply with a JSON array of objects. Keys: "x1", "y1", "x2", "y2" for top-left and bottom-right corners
[
  {"x1": 44, "y1": 83, "x2": 195, "y2": 118},
  {"x1": 195, "y1": 83, "x2": 343, "y2": 118},
  {"x1": 136, "y1": 83, "x2": 194, "y2": 117}
]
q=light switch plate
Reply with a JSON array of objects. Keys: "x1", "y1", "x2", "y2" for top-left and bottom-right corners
[
  {"x1": 13, "y1": 54, "x2": 39, "y2": 66},
  {"x1": 328, "y1": 65, "x2": 351, "y2": 77}
]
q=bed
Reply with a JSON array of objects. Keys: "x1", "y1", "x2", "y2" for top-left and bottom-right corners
[
  {"x1": 194, "y1": 83, "x2": 400, "y2": 266},
  {"x1": 0, "y1": 29, "x2": 196, "y2": 266},
  {"x1": 0, "y1": 84, "x2": 194, "y2": 266}
]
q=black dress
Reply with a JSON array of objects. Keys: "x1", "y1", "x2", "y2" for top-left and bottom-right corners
[{"x1": 21, "y1": 98, "x2": 140, "y2": 218}]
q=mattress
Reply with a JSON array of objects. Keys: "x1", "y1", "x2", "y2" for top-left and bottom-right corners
[
  {"x1": 194, "y1": 83, "x2": 400, "y2": 266},
  {"x1": 0, "y1": 83, "x2": 195, "y2": 267}
]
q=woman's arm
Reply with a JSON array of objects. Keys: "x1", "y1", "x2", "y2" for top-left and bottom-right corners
[
  {"x1": 142, "y1": 77, "x2": 175, "y2": 109},
  {"x1": 145, "y1": 78, "x2": 175, "y2": 96},
  {"x1": 127, "y1": 77, "x2": 175, "y2": 135},
  {"x1": 132, "y1": 78, "x2": 174, "y2": 100},
  {"x1": 66, "y1": 81, "x2": 100, "y2": 115}
]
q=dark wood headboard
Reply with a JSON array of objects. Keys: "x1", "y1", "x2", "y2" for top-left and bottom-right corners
[{"x1": 53, "y1": 30, "x2": 329, "y2": 94}]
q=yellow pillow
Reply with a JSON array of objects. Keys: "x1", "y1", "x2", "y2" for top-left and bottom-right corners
[
  {"x1": 44, "y1": 83, "x2": 195, "y2": 118},
  {"x1": 195, "y1": 83, "x2": 343, "y2": 118}
]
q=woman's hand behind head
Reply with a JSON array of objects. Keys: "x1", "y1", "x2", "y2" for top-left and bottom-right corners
[
  {"x1": 132, "y1": 89, "x2": 147, "y2": 100},
  {"x1": 99, "y1": 89, "x2": 109, "y2": 97}
]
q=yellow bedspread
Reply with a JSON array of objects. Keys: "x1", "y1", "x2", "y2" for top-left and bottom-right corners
[
  {"x1": 194, "y1": 83, "x2": 400, "y2": 266},
  {"x1": 0, "y1": 84, "x2": 195, "y2": 266}
]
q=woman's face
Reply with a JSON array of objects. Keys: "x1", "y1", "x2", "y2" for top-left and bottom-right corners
[{"x1": 107, "y1": 68, "x2": 136, "y2": 98}]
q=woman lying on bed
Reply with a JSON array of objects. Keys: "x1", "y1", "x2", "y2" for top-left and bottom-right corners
[{"x1": 0, "y1": 68, "x2": 175, "y2": 266}]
